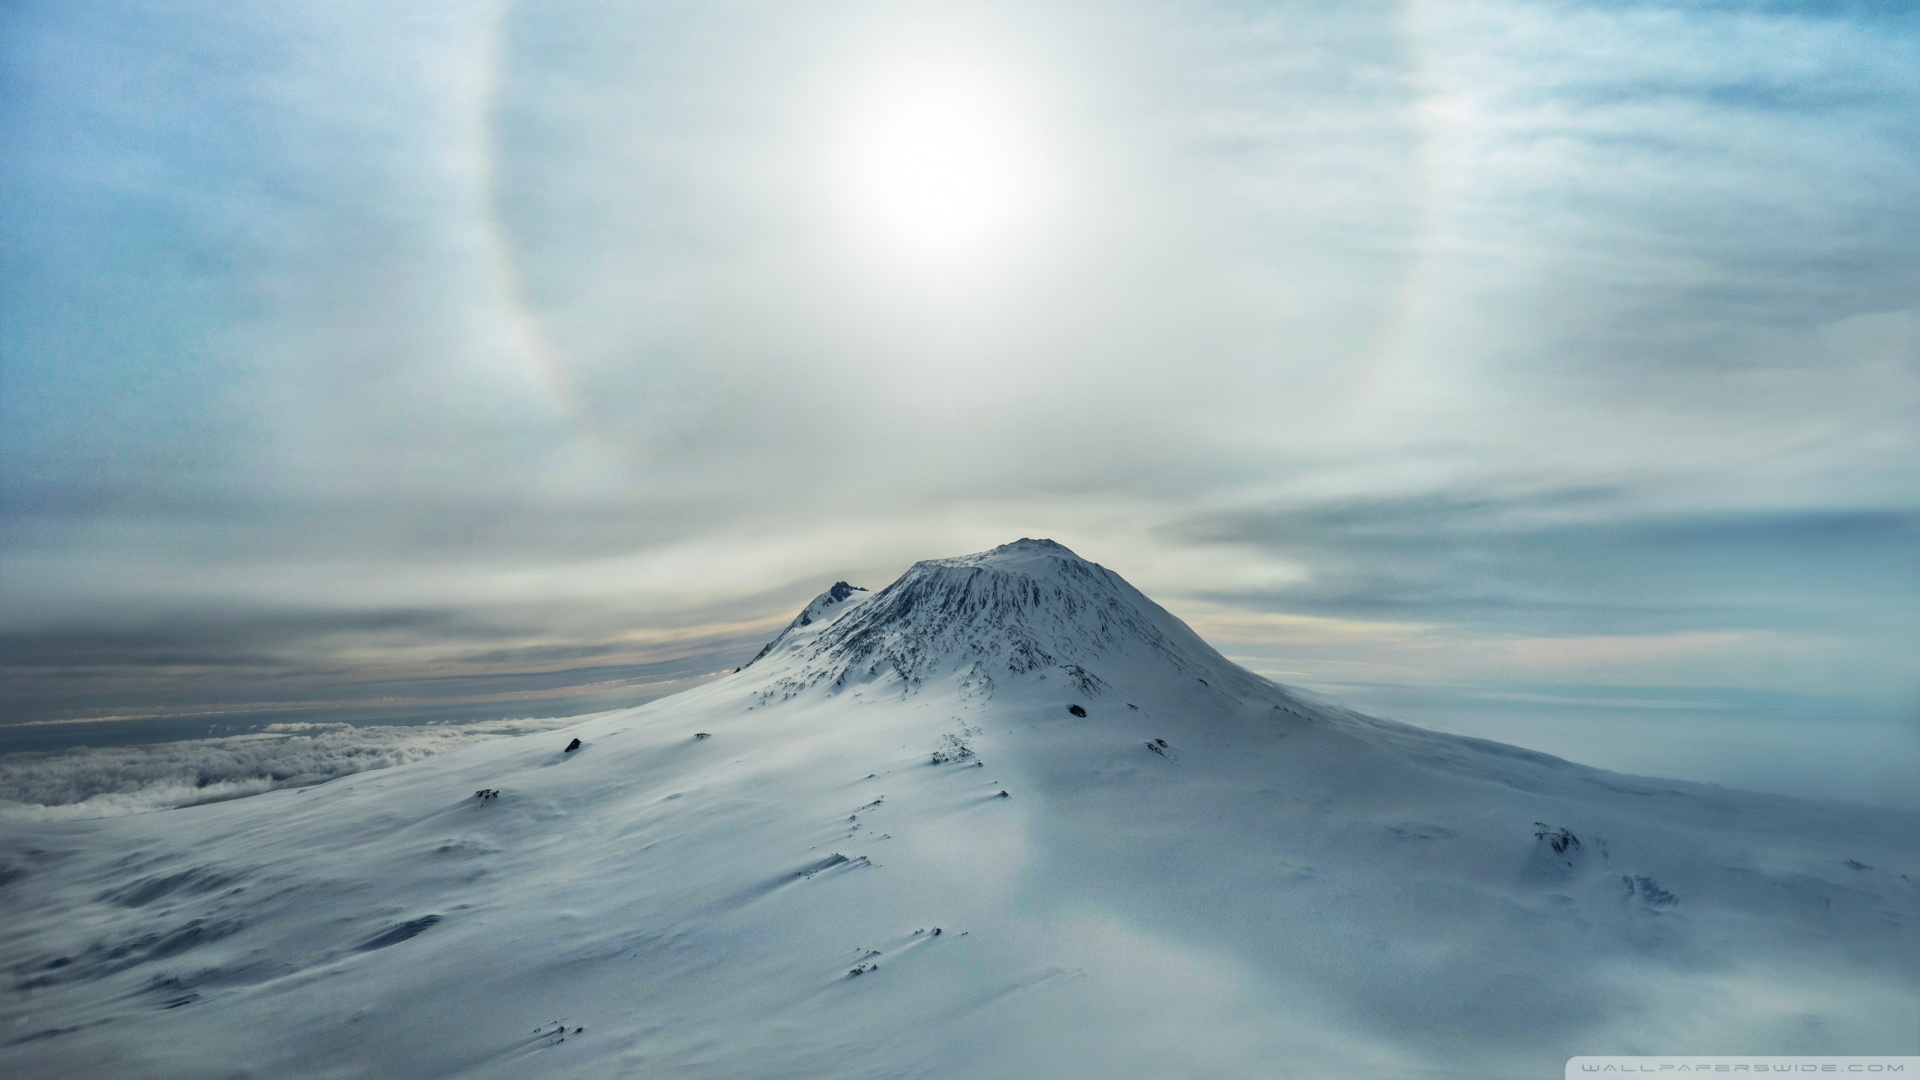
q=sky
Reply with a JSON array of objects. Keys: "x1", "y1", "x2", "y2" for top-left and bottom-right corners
[{"x1": 2, "y1": 0, "x2": 1917, "y2": 807}]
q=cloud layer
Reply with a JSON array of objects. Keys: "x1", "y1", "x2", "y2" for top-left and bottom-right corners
[{"x1": 0, "y1": 717, "x2": 587, "y2": 822}]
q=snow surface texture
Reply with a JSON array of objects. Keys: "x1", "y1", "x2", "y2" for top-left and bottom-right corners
[
  {"x1": 0, "y1": 718, "x2": 588, "y2": 822},
  {"x1": 2, "y1": 539, "x2": 1915, "y2": 1078}
]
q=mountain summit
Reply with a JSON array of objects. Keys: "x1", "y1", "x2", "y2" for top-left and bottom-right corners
[
  {"x1": 3, "y1": 539, "x2": 1913, "y2": 1080},
  {"x1": 747, "y1": 538, "x2": 1262, "y2": 703}
]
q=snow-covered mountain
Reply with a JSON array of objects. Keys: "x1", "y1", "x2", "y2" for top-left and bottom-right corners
[{"x1": 4, "y1": 539, "x2": 1915, "y2": 1078}]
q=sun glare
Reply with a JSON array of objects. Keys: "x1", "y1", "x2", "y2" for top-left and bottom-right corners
[{"x1": 831, "y1": 64, "x2": 1049, "y2": 256}]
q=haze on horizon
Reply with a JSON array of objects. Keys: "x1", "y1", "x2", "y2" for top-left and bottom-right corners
[{"x1": 2, "y1": 0, "x2": 1916, "y2": 808}]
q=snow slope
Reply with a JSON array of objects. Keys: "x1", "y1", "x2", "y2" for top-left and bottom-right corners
[{"x1": 3, "y1": 539, "x2": 1915, "y2": 1078}]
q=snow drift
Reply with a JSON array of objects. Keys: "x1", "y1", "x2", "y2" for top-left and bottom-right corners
[{"x1": 2, "y1": 539, "x2": 1915, "y2": 1078}]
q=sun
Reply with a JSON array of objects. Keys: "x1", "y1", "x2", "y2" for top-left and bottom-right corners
[{"x1": 829, "y1": 63, "x2": 1050, "y2": 256}]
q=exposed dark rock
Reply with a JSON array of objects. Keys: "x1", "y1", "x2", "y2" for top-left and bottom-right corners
[
  {"x1": 1533, "y1": 823, "x2": 1580, "y2": 855},
  {"x1": 929, "y1": 732, "x2": 976, "y2": 765},
  {"x1": 358, "y1": 914, "x2": 441, "y2": 951},
  {"x1": 1623, "y1": 875, "x2": 1678, "y2": 909}
]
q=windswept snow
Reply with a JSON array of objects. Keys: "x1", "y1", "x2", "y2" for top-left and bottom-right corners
[{"x1": 2, "y1": 539, "x2": 1915, "y2": 1078}]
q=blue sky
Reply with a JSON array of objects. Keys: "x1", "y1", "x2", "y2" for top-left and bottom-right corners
[{"x1": 2, "y1": 0, "x2": 1916, "y2": 804}]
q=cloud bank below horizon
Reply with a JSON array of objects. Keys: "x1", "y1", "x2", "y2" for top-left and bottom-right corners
[{"x1": 0, "y1": 716, "x2": 592, "y2": 822}]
